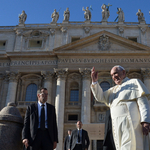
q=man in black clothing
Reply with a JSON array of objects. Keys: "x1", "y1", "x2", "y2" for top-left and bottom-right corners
[
  {"x1": 64, "y1": 129, "x2": 72, "y2": 150},
  {"x1": 22, "y1": 88, "x2": 58, "y2": 150},
  {"x1": 103, "y1": 109, "x2": 116, "y2": 150},
  {"x1": 69, "y1": 121, "x2": 90, "y2": 150}
]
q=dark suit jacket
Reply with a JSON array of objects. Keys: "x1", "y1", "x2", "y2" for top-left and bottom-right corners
[
  {"x1": 64, "y1": 135, "x2": 71, "y2": 150},
  {"x1": 69, "y1": 129, "x2": 90, "y2": 150},
  {"x1": 103, "y1": 109, "x2": 116, "y2": 150},
  {"x1": 22, "y1": 103, "x2": 58, "y2": 146}
]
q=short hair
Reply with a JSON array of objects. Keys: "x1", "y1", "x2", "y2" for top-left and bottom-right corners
[
  {"x1": 68, "y1": 129, "x2": 72, "y2": 132},
  {"x1": 112, "y1": 65, "x2": 125, "y2": 71},
  {"x1": 37, "y1": 87, "x2": 47, "y2": 95}
]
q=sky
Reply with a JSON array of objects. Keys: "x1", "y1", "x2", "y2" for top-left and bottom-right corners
[{"x1": 1, "y1": 0, "x2": 150, "y2": 26}]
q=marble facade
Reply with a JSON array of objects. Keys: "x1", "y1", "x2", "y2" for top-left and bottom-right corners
[{"x1": 0, "y1": 15, "x2": 150, "y2": 150}]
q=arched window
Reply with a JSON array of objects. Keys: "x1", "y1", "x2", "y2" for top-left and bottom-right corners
[
  {"x1": 100, "y1": 81, "x2": 110, "y2": 92},
  {"x1": 25, "y1": 83, "x2": 37, "y2": 101},
  {"x1": 70, "y1": 82, "x2": 79, "y2": 101}
]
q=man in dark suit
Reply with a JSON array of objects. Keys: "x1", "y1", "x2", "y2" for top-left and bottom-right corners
[
  {"x1": 69, "y1": 121, "x2": 90, "y2": 150},
  {"x1": 22, "y1": 87, "x2": 58, "y2": 150},
  {"x1": 64, "y1": 129, "x2": 72, "y2": 150},
  {"x1": 103, "y1": 109, "x2": 116, "y2": 150}
]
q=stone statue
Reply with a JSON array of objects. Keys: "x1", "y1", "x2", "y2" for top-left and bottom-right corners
[
  {"x1": 101, "y1": 4, "x2": 110, "y2": 21},
  {"x1": 82, "y1": 7, "x2": 91, "y2": 21},
  {"x1": 51, "y1": 9, "x2": 59, "y2": 23},
  {"x1": 117, "y1": 8, "x2": 125, "y2": 22},
  {"x1": 19, "y1": 10, "x2": 27, "y2": 24},
  {"x1": 136, "y1": 9, "x2": 145, "y2": 23},
  {"x1": 63, "y1": 8, "x2": 70, "y2": 21}
]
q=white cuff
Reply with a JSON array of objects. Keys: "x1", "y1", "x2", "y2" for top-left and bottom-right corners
[{"x1": 92, "y1": 81, "x2": 98, "y2": 85}]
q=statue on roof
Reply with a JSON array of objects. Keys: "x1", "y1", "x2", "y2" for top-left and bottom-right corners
[
  {"x1": 101, "y1": 4, "x2": 111, "y2": 21},
  {"x1": 51, "y1": 9, "x2": 59, "y2": 23},
  {"x1": 136, "y1": 9, "x2": 145, "y2": 23},
  {"x1": 117, "y1": 8, "x2": 125, "y2": 22},
  {"x1": 82, "y1": 7, "x2": 91, "y2": 21},
  {"x1": 19, "y1": 10, "x2": 27, "y2": 24},
  {"x1": 63, "y1": 8, "x2": 70, "y2": 21}
]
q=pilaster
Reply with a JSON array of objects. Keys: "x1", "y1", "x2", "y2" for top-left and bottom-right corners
[{"x1": 79, "y1": 68, "x2": 91, "y2": 123}]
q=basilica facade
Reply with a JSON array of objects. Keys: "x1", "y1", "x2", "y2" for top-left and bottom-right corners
[{"x1": 0, "y1": 8, "x2": 150, "y2": 150}]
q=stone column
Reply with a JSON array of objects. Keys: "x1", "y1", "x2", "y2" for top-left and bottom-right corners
[
  {"x1": 54, "y1": 68, "x2": 68, "y2": 150},
  {"x1": 5, "y1": 72, "x2": 19, "y2": 105},
  {"x1": 41, "y1": 71, "x2": 54, "y2": 104},
  {"x1": 93, "y1": 140, "x2": 97, "y2": 150},
  {"x1": 141, "y1": 68, "x2": 150, "y2": 92},
  {"x1": 79, "y1": 68, "x2": 91, "y2": 123}
]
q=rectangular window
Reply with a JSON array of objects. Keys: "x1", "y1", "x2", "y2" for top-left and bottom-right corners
[
  {"x1": 70, "y1": 89, "x2": 79, "y2": 101},
  {"x1": 68, "y1": 114, "x2": 78, "y2": 121},
  {"x1": 28, "y1": 40, "x2": 42, "y2": 48},
  {"x1": 128, "y1": 37, "x2": 137, "y2": 42},
  {"x1": 0, "y1": 41, "x2": 6, "y2": 50},
  {"x1": 71, "y1": 37, "x2": 80, "y2": 42}
]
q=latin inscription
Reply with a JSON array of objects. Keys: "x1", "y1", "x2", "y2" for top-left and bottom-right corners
[{"x1": 0, "y1": 58, "x2": 150, "y2": 67}]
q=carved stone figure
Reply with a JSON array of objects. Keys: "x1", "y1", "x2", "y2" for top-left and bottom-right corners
[
  {"x1": 19, "y1": 10, "x2": 27, "y2": 24},
  {"x1": 82, "y1": 7, "x2": 91, "y2": 21},
  {"x1": 51, "y1": 9, "x2": 59, "y2": 23},
  {"x1": 63, "y1": 8, "x2": 70, "y2": 21},
  {"x1": 101, "y1": 4, "x2": 110, "y2": 21},
  {"x1": 136, "y1": 9, "x2": 145, "y2": 23},
  {"x1": 117, "y1": 8, "x2": 124, "y2": 22},
  {"x1": 98, "y1": 34, "x2": 111, "y2": 50}
]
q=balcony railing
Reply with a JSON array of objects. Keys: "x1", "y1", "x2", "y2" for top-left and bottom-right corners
[{"x1": 66, "y1": 102, "x2": 81, "y2": 106}]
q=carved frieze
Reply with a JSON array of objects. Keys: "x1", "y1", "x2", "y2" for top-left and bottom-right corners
[
  {"x1": 98, "y1": 34, "x2": 111, "y2": 50},
  {"x1": 141, "y1": 68, "x2": 150, "y2": 79},
  {"x1": 79, "y1": 68, "x2": 91, "y2": 79}
]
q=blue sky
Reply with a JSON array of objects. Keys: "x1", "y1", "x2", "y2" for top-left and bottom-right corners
[{"x1": 1, "y1": 0, "x2": 150, "y2": 26}]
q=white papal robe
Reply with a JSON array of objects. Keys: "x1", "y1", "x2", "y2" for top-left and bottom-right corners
[{"x1": 91, "y1": 77, "x2": 150, "y2": 150}]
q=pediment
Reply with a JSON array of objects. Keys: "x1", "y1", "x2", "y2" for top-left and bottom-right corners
[{"x1": 54, "y1": 30, "x2": 150, "y2": 54}]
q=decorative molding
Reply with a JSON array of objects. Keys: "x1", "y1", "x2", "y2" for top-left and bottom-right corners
[
  {"x1": 141, "y1": 68, "x2": 150, "y2": 79},
  {"x1": 6, "y1": 71, "x2": 20, "y2": 82},
  {"x1": 54, "y1": 68, "x2": 68, "y2": 79},
  {"x1": 68, "y1": 73, "x2": 81, "y2": 81},
  {"x1": 84, "y1": 27, "x2": 90, "y2": 34},
  {"x1": 127, "y1": 72, "x2": 142, "y2": 79},
  {"x1": 79, "y1": 68, "x2": 91, "y2": 79},
  {"x1": 140, "y1": 28, "x2": 147, "y2": 34},
  {"x1": 61, "y1": 27, "x2": 67, "y2": 33},
  {"x1": 41, "y1": 71, "x2": 54, "y2": 81},
  {"x1": 50, "y1": 29, "x2": 55, "y2": 35},
  {"x1": 98, "y1": 34, "x2": 111, "y2": 50},
  {"x1": 118, "y1": 27, "x2": 124, "y2": 34}
]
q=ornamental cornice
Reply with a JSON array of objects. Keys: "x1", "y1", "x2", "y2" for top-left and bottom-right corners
[
  {"x1": 68, "y1": 73, "x2": 81, "y2": 81},
  {"x1": 79, "y1": 68, "x2": 91, "y2": 79},
  {"x1": 141, "y1": 68, "x2": 150, "y2": 79},
  {"x1": 54, "y1": 68, "x2": 68, "y2": 79},
  {"x1": 6, "y1": 71, "x2": 20, "y2": 82},
  {"x1": 127, "y1": 72, "x2": 142, "y2": 80}
]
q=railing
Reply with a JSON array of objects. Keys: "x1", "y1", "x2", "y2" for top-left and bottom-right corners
[
  {"x1": 0, "y1": 26, "x2": 15, "y2": 30},
  {"x1": 66, "y1": 102, "x2": 81, "y2": 106}
]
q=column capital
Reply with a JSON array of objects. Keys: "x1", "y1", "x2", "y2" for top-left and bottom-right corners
[
  {"x1": 41, "y1": 71, "x2": 54, "y2": 81},
  {"x1": 141, "y1": 68, "x2": 150, "y2": 79},
  {"x1": 79, "y1": 68, "x2": 91, "y2": 80},
  {"x1": 6, "y1": 71, "x2": 20, "y2": 82},
  {"x1": 54, "y1": 68, "x2": 68, "y2": 80}
]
